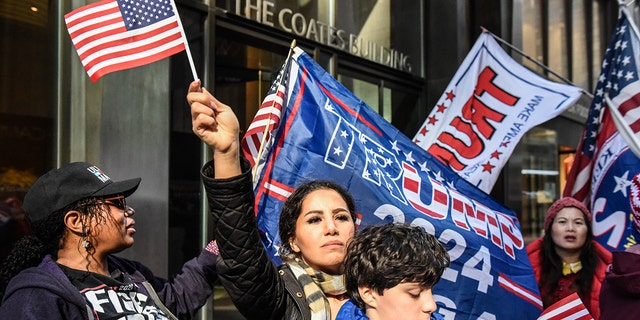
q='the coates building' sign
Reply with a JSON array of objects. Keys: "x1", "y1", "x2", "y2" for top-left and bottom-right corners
[{"x1": 232, "y1": 0, "x2": 413, "y2": 73}]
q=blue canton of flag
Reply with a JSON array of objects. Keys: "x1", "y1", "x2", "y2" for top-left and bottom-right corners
[
  {"x1": 119, "y1": 0, "x2": 176, "y2": 30},
  {"x1": 586, "y1": 14, "x2": 638, "y2": 157},
  {"x1": 244, "y1": 47, "x2": 543, "y2": 319}
]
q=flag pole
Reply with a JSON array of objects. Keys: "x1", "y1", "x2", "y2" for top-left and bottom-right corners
[
  {"x1": 481, "y1": 27, "x2": 592, "y2": 98},
  {"x1": 169, "y1": 0, "x2": 199, "y2": 81},
  {"x1": 621, "y1": 2, "x2": 640, "y2": 44},
  {"x1": 252, "y1": 39, "x2": 297, "y2": 180}
]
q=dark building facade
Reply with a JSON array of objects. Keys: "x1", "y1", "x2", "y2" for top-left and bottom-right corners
[{"x1": 0, "y1": 0, "x2": 619, "y2": 318}]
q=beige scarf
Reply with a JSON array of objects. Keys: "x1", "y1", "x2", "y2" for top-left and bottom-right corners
[{"x1": 287, "y1": 257, "x2": 346, "y2": 320}]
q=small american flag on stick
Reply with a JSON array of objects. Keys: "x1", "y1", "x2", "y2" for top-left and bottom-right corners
[
  {"x1": 65, "y1": 0, "x2": 196, "y2": 81},
  {"x1": 537, "y1": 293, "x2": 593, "y2": 320}
]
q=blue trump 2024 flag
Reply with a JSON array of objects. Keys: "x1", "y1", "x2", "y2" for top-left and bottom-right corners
[{"x1": 242, "y1": 47, "x2": 542, "y2": 319}]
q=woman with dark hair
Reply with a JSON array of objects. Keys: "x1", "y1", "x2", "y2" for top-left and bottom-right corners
[
  {"x1": 0, "y1": 162, "x2": 219, "y2": 319},
  {"x1": 188, "y1": 80, "x2": 357, "y2": 319},
  {"x1": 526, "y1": 197, "x2": 611, "y2": 319}
]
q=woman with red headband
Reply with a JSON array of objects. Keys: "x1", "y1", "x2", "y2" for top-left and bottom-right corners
[{"x1": 526, "y1": 197, "x2": 611, "y2": 319}]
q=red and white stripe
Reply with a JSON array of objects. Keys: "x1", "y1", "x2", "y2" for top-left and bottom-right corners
[{"x1": 242, "y1": 84, "x2": 286, "y2": 167}]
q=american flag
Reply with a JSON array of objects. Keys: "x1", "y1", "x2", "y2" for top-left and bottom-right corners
[
  {"x1": 64, "y1": 0, "x2": 187, "y2": 82},
  {"x1": 241, "y1": 58, "x2": 291, "y2": 169},
  {"x1": 536, "y1": 293, "x2": 593, "y2": 320},
  {"x1": 564, "y1": 9, "x2": 640, "y2": 202}
]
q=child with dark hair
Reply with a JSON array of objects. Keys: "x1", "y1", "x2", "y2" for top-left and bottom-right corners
[{"x1": 337, "y1": 223, "x2": 450, "y2": 320}]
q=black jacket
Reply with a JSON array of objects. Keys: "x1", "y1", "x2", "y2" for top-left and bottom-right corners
[{"x1": 201, "y1": 159, "x2": 311, "y2": 320}]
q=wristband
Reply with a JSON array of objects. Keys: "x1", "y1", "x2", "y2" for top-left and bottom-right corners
[{"x1": 205, "y1": 240, "x2": 219, "y2": 255}]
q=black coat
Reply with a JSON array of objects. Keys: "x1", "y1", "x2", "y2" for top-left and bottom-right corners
[{"x1": 202, "y1": 159, "x2": 310, "y2": 320}]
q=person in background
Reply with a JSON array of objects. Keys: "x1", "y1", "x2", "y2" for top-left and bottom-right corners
[
  {"x1": 188, "y1": 79, "x2": 356, "y2": 319},
  {"x1": 0, "y1": 162, "x2": 219, "y2": 319},
  {"x1": 526, "y1": 197, "x2": 611, "y2": 319},
  {"x1": 0, "y1": 197, "x2": 31, "y2": 270},
  {"x1": 599, "y1": 173, "x2": 640, "y2": 319},
  {"x1": 337, "y1": 223, "x2": 450, "y2": 320}
]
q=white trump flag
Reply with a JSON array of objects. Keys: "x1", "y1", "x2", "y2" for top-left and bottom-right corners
[{"x1": 413, "y1": 32, "x2": 583, "y2": 193}]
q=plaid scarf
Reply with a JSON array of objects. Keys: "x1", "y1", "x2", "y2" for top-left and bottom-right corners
[{"x1": 287, "y1": 257, "x2": 346, "y2": 320}]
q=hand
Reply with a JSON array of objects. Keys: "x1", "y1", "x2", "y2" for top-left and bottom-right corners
[
  {"x1": 187, "y1": 80, "x2": 242, "y2": 177},
  {"x1": 187, "y1": 80, "x2": 240, "y2": 155}
]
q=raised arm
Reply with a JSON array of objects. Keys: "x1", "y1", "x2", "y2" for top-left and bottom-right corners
[{"x1": 187, "y1": 80, "x2": 290, "y2": 319}]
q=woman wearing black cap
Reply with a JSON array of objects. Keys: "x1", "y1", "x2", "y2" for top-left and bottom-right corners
[{"x1": 0, "y1": 162, "x2": 219, "y2": 319}]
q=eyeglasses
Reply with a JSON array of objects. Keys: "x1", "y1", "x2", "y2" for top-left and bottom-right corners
[{"x1": 102, "y1": 196, "x2": 135, "y2": 217}]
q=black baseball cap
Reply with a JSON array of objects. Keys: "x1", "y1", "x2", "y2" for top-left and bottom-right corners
[{"x1": 23, "y1": 162, "x2": 141, "y2": 222}]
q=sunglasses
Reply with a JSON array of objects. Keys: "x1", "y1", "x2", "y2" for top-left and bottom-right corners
[{"x1": 102, "y1": 196, "x2": 135, "y2": 217}]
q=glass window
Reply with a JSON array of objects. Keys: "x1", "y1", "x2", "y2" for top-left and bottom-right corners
[
  {"x1": 338, "y1": 74, "x2": 380, "y2": 115},
  {"x1": 516, "y1": 127, "x2": 559, "y2": 243},
  {"x1": 0, "y1": 1, "x2": 55, "y2": 227},
  {"x1": 338, "y1": 70, "x2": 422, "y2": 135}
]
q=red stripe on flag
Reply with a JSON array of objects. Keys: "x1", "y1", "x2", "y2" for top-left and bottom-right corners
[
  {"x1": 88, "y1": 45, "x2": 185, "y2": 81},
  {"x1": 242, "y1": 84, "x2": 286, "y2": 166},
  {"x1": 81, "y1": 30, "x2": 183, "y2": 71},
  {"x1": 629, "y1": 118, "x2": 640, "y2": 133},
  {"x1": 67, "y1": 17, "x2": 123, "y2": 43},
  {"x1": 617, "y1": 92, "x2": 640, "y2": 117},
  {"x1": 64, "y1": 0, "x2": 118, "y2": 22},
  {"x1": 497, "y1": 273, "x2": 543, "y2": 309},
  {"x1": 76, "y1": 21, "x2": 180, "y2": 61}
]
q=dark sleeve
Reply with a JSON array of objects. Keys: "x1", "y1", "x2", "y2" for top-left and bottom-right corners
[
  {"x1": 0, "y1": 268, "x2": 89, "y2": 320},
  {"x1": 200, "y1": 158, "x2": 289, "y2": 320},
  {"x1": 112, "y1": 249, "x2": 217, "y2": 319},
  {"x1": 0, "y1": 290, "x2": 84, "y2": 320}
]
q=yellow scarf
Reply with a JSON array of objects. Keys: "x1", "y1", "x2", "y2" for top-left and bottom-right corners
[{"x1": 562, "y1": 261, "x2": 582, "y2": 275}]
